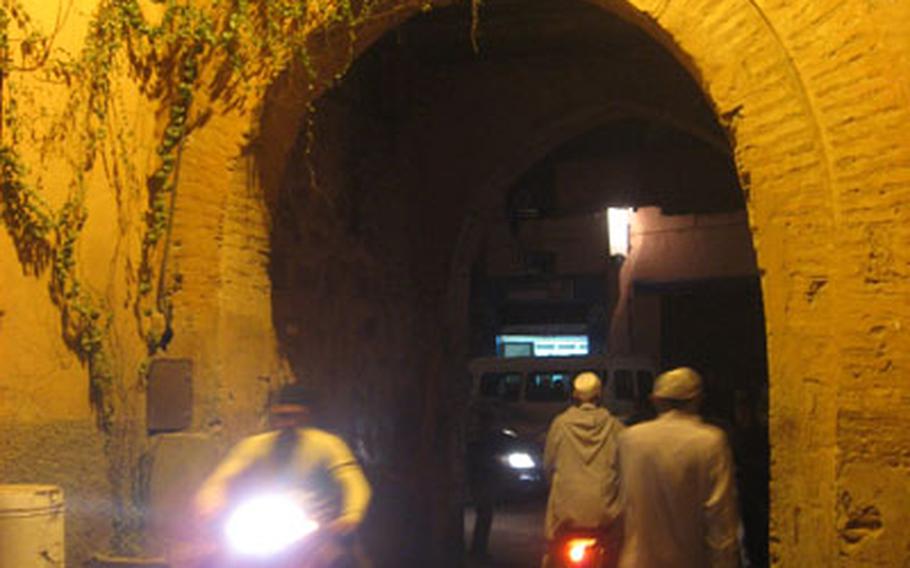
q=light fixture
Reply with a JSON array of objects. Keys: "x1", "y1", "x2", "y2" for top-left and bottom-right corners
[{"x1": 607, "y1": 207, "x2": 632, "y2": 258}]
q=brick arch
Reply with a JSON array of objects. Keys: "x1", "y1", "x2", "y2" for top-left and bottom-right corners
[
  {"x1": 413, "y1": 2, "x2": 838, "y2": 556},
  {"x1": 234, "y1": 1, "x2": 899, "y2": 565},
  {"x1": 468, "y1": 3, "x2": 839, "y2": 563}
]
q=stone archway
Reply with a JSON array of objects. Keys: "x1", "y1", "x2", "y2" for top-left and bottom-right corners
[
  {"x1": 254, "y1": 1, "x2": 833, "y2": 564},
  {"x1": 167, "y1": 0, "x2": 910, "y2": 565}
]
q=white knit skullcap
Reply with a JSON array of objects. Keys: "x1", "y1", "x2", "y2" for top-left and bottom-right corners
[
  {"x1": 653, "y1": 367, "x2": 703, "y2": 400},
  {"x1": 573, "y1": 372, "x2": 602, "y2": 402}
]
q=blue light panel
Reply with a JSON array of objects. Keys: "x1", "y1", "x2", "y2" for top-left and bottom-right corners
[{"x1": 496, "y1": 335, "x2": 590, "y2": 357}]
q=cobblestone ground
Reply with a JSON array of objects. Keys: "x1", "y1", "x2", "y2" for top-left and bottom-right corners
[{"x1": 464, "y1": 501, "x2": 546, "y2": 568}]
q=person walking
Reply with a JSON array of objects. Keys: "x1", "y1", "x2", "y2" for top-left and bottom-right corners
[
  {"x1": 466, "y1": 404, "x2": 498, "y2": 558},
  {"x1": 617, "y1": 367, "x2": 740, "y2": 568}
]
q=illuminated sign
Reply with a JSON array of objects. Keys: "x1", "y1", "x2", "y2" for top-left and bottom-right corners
[{"x1": 496, "y1": 335, "x2": 589, "y2": 357}]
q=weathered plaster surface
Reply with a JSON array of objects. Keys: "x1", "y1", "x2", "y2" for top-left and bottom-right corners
[{"x1": 0, "y1": 421, "x2": 112, "y2": 567}]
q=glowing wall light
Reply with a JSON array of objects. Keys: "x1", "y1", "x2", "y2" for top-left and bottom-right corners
[{"x1": 607, "y1": 207, "x2": 632, "y2": 258}]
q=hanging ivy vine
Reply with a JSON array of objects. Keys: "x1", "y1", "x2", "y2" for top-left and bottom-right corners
[
  {"x1": 0, "y1": 0, "x2": 486, "y2": 554},
  {"x1": 0, "y1": 0, "x2": 394, "y2": 418}
]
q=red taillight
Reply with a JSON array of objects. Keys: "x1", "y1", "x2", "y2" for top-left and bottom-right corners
[{"x1": 565, "y1": 537, "x2": 597, "y2": 564}]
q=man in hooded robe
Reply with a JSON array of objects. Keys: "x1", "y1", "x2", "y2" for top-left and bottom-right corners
[{"x1": 543, "y1": 371, "x2": 624, "y2": 567}]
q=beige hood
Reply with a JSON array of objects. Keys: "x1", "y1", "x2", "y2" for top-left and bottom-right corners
[{"x1": 557, "y1": 404, "x2": 623, "y2": 465}]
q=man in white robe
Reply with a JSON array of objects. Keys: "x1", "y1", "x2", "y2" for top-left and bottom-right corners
[{"x1": 618, "y1": 367, "x2": 740, "y2": 568}]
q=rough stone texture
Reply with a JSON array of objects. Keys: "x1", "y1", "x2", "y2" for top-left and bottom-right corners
[{"x1": 1, "y1": 0, "x2": 909, "y2": 566}]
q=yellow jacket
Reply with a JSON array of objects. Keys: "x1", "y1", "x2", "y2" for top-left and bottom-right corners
[{"x1": 195, "y1": 427, "x2": 372, "y2": 527}]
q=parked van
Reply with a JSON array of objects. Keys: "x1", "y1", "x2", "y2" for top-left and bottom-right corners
[{"x1": 468, "y1": 355, "x2": 658, "y2": 443}]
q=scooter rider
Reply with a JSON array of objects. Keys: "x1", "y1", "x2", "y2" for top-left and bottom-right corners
[
  {"x1": 543, "y1": 371, "x2": 624, "y2": 567},
  {"x1": 194, "y1": 382, "x2": 372, "y2": 554}
]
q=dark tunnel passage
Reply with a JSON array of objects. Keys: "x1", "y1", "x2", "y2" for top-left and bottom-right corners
[{"x1": 264, "y1": 0, "x2": 769, "y2": 565}]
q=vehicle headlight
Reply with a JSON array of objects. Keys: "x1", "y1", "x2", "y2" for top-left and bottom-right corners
[
  {"x1": 504, "y1": 452, "x2": 535, "y2": 469},
  {"x1": 225, "y1": 494, "x2": 319, "y2": 556}
]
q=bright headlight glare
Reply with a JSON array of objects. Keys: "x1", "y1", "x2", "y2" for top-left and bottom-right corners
[
  {"x1": 225, "y1": 494, "x2": 318, "y2": 556},
  {"x1": 506, "y1": 452, "x2": 535, "y2": 469}
]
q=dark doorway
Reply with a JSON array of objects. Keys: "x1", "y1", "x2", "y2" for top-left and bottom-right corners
[
  {"x1": 654, "y1": 276, "x2": 770, "y2": 565},
  {"x1": 656, "y1": 277, "x2": 768, "y2": 421}
]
